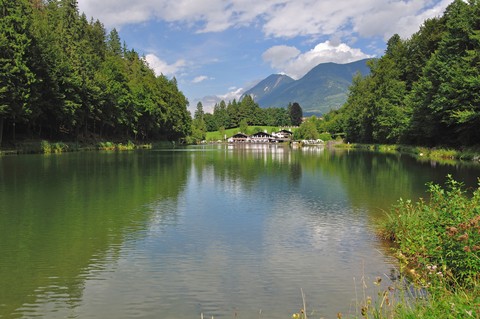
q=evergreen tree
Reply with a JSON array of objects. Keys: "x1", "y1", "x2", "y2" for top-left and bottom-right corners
[
  {"x1": 191, "y1": 101, "x2": 206, "y2": 143},
  {"x1": 0, "y1": 0, "x2": 34, "y2": 144},
  {"x1": 408, "y1": 0, "x2": 480, "y2": 145},
  {"x1": 289, "y1": 102, "x2": 303, "y2": 126}
]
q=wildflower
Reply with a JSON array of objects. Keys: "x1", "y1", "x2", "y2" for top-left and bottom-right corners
[
  {"x1": 374, "y1": 277, "x2": 382, "y2": 286},
  {"x1": 337, "y1": 312, "x2": 343, "y2": 319},
  {"x1": 427, "y1": 264, "x2": 439, "y2": 274},
  {"x1": 292, "y1": 313, "x2": 300, "y2": 319}
]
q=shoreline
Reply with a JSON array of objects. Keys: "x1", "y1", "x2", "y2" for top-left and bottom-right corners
[
  {"x1": 334, "y1": 143, "x2": 480, "y2": 163},
  {"x1": 0, "y1": 139, "x2": 168, "y2": 155}
]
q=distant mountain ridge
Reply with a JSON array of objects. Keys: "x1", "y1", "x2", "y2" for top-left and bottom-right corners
[
  {"x1": 244, "y1": 74, "x2": 295, "y2": 102},
  {"x1": 243, "y1": 59, "x2": 371, "y2": 114}
]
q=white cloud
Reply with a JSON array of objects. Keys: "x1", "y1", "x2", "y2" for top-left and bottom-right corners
[
  {"x1": 145, "y1": 54, "x2": 186, "y2": 77},
  {"x1": 219, "y1": 87, "x2": 245, "y2": 102},
  {"x1": 78, "y1": 0, "x2": 453, "y2": 41},
  {"x1": 262, "y1": 46, "x2": 301, "y2": 71},
  {"x1": 263, "y1": 41, "x2": 373, "y2": 79},
  {"x1": 192, "y1": 75, "x2": 211, "y2": 84},
  {"x1": 193, "y1": 87, "x2": 245, "y2": 113}
]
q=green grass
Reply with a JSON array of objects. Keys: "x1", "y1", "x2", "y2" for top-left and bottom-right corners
[
  {"x1": 0, "y1": 139, "x2": 153, "y2": 154},
  {"x1": 333, "y1": 143, "x2": 480, "y2": 163},
  {"x1": 97, "y1": 140, "x2": 151, "y2": 151},
  {"x1": 205, "y1": 126, "x2": 291, "y2": 141}
]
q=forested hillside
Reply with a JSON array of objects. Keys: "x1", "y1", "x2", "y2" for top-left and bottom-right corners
[
  {"x1": 320, "y1": 0, "x2": 480, "y2": 147},
  {"x1": 0, "y1": 0, "x2": 191, "y2": 146}
]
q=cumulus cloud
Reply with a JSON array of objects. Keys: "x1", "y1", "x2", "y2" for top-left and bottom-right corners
[
  {"x1": 219, "y1": 87, "x2": 245, "y2": 102},
  {"x1": 192, "y1": 75, "x2": 211, "y2": 84},
  {"x1": 263, "y1": 41, "x2": 373, "y2": 79},
  {"x1": 78, "y1": 0, "x2": 452, "y2": 40},
  {"x1": 193, "y1": 87, "x2": 245, "y2": 113},
  {"x1": 145, "y1": 54, "x2": 186, "y2": 76}
]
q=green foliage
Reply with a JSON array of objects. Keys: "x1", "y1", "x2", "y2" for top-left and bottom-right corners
[
  {"x1": 40, "y1": 140, "x2": 70, "y2": 153},
  {"x1": 0, "y1": 0, "x2": 34, "y2": 144},
  {"x1": 97, "y1": 140, "x2": 138, "y2": 151},
  {"x1": 239, "y1": 119, "x2": 248, "y2": 134},
  {"x1": 0, "y1": 0, "x2": 190, "y2": 145},
  {"x1": 325, "y1": 0, "x2": 480, "y2": 148},
  {"x1": 97, "y1": 141, "x2": 115, "y2": 150},
  {"x1": 40, "y1": 140, "x2": 51, "y2": 153},
  {"x1": 288, "y1": 102, "x2": 303, "y2": 126},
  {"x1": 200, "y1": 96, "x2": 292, "y2": 136},
  {"x1": 318, "y1": 132, "x2": 332, "y2": 142},
  {"x1": 383, "y1": 176, "x2": 480, "y2": 288},
  {"x1": 294, "y1": 116, "x2": 319, "y2": 140},
  {"x1": 191, "y1": 102, "x2": 207, "y2": 144}
]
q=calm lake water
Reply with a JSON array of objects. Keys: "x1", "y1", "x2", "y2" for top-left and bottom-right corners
[{"x1": 1, "y1": 145, "x2": 479, "y2": 319}]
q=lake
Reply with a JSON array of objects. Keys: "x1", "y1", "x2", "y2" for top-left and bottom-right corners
[{"x1": 1, "y1": 144, "x2": 479, "y2": 319}]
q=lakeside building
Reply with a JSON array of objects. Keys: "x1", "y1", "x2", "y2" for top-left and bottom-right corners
[{"x1": 227, "y1": 130, "x2": 293, "y2": 143}]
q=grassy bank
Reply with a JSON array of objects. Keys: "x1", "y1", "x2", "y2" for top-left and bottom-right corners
[
  {"x1": 335, "y1": 143, "x2": 480, "y2": 163},
  {"x1": 0, "y1": 140, "x2": 153, "y2": 155},
  {"x1": 375, "y1": 176, "x2": 480, "y2": 318}
]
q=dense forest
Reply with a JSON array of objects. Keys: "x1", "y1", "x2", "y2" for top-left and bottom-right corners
[
  {"x1": 319, "y1": 0, "x2": 480, "y2": 147},
  {"x1": 0, "y1": 0, "x2": 191, "y2": 146}
]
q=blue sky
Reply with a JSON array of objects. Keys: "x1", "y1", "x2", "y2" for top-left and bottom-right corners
[{"x1": 77, "y1": 0, "x2": 453, "y2": 112}]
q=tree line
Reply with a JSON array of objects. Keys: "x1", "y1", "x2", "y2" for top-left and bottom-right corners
[
  {"x1": 190, "y1": 97, "x2": 303, "y2": 142},
  {"x1": 319, "y1": 0, "x2": 480, "y2": 147},
  {"x1": 0, "y1": 0, "x2": 191, "y2": 146}
]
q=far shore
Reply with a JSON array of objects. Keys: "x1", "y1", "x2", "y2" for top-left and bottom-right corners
[{"x1": 2, "y1": 139, "x2": 480, "y2": 167}]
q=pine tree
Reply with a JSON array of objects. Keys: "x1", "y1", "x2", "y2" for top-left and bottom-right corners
[
  {"x1": 289, "y1": 102, "x2": 303, "y2": 126},
  {"x1": 0, "y1": 0, "x2": 34, "y2": 144}
]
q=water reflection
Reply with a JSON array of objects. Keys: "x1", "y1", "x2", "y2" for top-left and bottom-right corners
[
  {"x1": 0, "y1": 147, "x2": 479, "y2": 318},
  {"x1": 0, "y1": 151, "x2": 189, "y2": 318}
]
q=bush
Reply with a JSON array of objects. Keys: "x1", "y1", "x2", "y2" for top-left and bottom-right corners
[
  {"x1": 97, "y1": 141, "x2": 115, "y2": 150},
  {"x1": 40, "y1": 140, "x2": 51, "y2": 153},
  {"x1": 318, "y1": 132, "x2": 332, "y2": 141},
  {"x1": 383, "y1": 176, "x2": 480, "y2": 288}
]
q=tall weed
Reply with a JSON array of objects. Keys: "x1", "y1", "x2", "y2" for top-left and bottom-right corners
[{"x1": 382, "y1": 176, "x2": 480, "y2": 288}]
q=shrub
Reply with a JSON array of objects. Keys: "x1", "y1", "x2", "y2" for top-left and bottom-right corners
[
  {"x1": 97, "y1": 141, "x2": 115, "y2": 150},
  {"x1": 383, "y1": 176, "x2": 480, "y2": 288},
  {"x1": 40, "y1": 140, "x2": 51, "y2": 153},
  {"x1": 318, "y1": 132, "x2": 332, "y2": 141}
]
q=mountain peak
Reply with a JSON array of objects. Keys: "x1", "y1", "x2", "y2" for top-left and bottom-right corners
[
  {"x1": 243, "y1": 59, "x2": 371, "y2": 114},
  {"x1": 242, "y1": 74, "x2": 294, "y2": 102}
]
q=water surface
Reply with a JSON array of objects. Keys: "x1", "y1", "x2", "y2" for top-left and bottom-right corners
[{"x1": 1, "y1": 145, "x2": 479, "y2": 318}]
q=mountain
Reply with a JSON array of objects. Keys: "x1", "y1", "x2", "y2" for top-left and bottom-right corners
[
  {"x1": 244, "y1": 74, "x2": 295, "y2": 102},
  {"x1": 243, "y1": 59, "x2": 371, "y2": 114}
]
